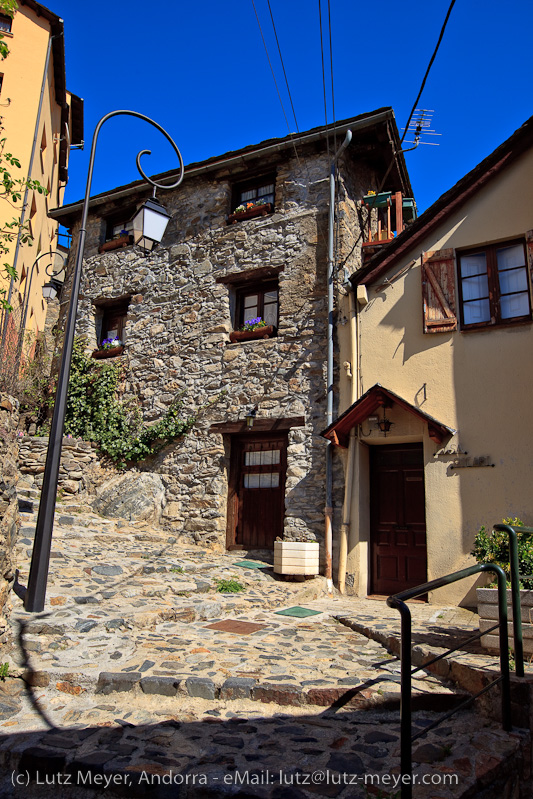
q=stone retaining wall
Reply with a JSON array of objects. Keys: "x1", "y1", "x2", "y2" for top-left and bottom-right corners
[
  {"x1": 17, "y1": 436, "x2": 100, "y2": 494},
  {"x1": 0, "y1": 395, "x2": 20, "y2": 644}
]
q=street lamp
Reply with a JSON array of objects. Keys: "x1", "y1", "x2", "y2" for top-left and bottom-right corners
[
  {"x1": 14, "y1": 249, "x2": 66, "y2": 373},
  {"x1": 24, "y1": 110, "x2": 184, "y2": 612},
  {"x1": 41, "y1": 277, "x2": 62, "y2": 301},
  {"x1": 131, "y1": 196, "x2": 172, "y2": 252}
]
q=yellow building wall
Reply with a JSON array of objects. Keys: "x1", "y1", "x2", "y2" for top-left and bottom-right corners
[
  {"x1": 0, "y1": 4, "x2": 68, "y2": 358},
  {"x1": 338, "y1": 146, "x2": 533, "y2": 605}
]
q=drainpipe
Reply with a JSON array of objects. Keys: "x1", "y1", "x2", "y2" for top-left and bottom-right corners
[
  {"x1": 338, "y1": 287, "x2": 358, "y2": 593},
  {"x1": 325, "y1": 130, "x2": 352, "y2": 594},
  {"x1": 0, "y1": 31, "x2": 57, "y2": 353}
]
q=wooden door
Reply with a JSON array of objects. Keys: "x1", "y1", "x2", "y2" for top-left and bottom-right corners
[
  {"x1": 227, "y1": 434, "x2": 287, "y2": 549},
  {"x1": 370, "y1": 444, "x2": 427, "y2": 595}
]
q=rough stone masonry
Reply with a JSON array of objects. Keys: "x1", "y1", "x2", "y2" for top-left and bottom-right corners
[{"x1": 54, "y1": 125, "x2": 375, "y2": 557}]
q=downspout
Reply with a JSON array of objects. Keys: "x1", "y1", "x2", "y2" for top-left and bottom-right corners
[
  {"x1": 325, "y1": 130, "x2": 352, "y2": 594},
  {"x1": 338, "y1": 287, "x2": 358, "y2": 593},
  {"x1": 0, "y1": 31, "x2": 57, "y2": 351}
]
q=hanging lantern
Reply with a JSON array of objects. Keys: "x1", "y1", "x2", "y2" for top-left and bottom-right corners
[{"x1": 131, "y1": 196, "x2": 172, "y2": 252}]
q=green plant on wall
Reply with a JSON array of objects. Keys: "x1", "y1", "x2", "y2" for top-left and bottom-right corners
[
  {"x1": 471, "y1": 517, "x2": 533, "y2": 590},
  {"x1": 62, "y1": 338, "x2": 202, "y2": 467}
]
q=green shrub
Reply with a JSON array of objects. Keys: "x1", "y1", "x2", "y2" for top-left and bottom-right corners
[
  {"x1": 471, "y1": 517, "x2": 533, "y2": 589},
  {"x1": 63, "y1": 338, "x2": 198, "y2": 467}
]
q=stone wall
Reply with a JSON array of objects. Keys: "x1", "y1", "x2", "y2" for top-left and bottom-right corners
[
  {"x1": 18, "y1": 436, "x2": 101, "y2": 494},
  {"x1": 0, "y1": 396, "x2": 20, "y2": 644},
  {"x1": 59, "y1": 142, "x2": 373, "y2": 550}
]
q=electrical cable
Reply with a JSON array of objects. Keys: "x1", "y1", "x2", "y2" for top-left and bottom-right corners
[
  {"x1": 251, "y1": 0, "x2": 300, "y2": 166},
  {"x1": 362, "y1": 0, "x2": 458, "y2": 233},
  {"x1": 267, "y1": 0, "x2": 299, "y2": 134},
  {"x1": 327, "y1": 0, "x2": 336, "y2": 154},
  {"x1": 400, "y1": 0, "x2": 457, "y2": 145},
  {"x1": 318, "y1": 0, "x2": 330, "y2": 161}
]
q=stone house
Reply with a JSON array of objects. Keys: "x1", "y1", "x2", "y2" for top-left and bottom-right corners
[
  {"x1": 324, "y1": 115, "x2": 533, "y2": 604},
  {"x1": 49, "y1": 109, "x2": 413, "y2": 564}
]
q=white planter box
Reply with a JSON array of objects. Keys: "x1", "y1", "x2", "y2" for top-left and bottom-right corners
[
  {"x1": 477, "y1": 587, "x2": 533, "y2": 655},
  {"x1": 273, "y1": 541, "x2": 320, "y2": 575}
]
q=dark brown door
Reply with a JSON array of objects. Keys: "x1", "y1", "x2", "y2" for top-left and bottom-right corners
[
  {"x1": 227, "y1": 434, "x2": 287, "y2": 549},
  {"x1": 370, "y1": 443, "x2": 427, "y2": 595}
]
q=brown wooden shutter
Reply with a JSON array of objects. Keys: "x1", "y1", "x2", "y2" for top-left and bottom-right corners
[{"x1": 421, "y1": 249, "x2": 457, "y2": 333}]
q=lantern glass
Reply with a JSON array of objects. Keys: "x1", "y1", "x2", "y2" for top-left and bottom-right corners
[
  {"x1": 42, "y1": 281, "x2": 58, "y2": 301},
  {"x1": 132, "y1": 198, "x2": 171, "y2": 252}
]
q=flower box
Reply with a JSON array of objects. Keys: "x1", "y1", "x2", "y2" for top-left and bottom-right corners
[
  {"x1": 477, "y1": 587, "x2": 533, "y2": 655},
  {"x1": 229, "y1": 325, "x2": 275, "y2": 343},
  {"x1": 98, "y1": 235, "x2": 132, "y2": 254},
  {"x1": 274, "y1": 541, "x2": 320, "y2": 576},
  {"x1": 227, "y1": 203, "x2": 272, "y2": 225},
  {"x1": 91, "y1": 345, "x2": 124, "y2": 360}
]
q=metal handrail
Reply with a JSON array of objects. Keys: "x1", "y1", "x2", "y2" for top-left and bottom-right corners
[
  {"x1": 493, "y1": 524, "x2": 533, "y2": 678},
  {"x1": 387, "y1": 562, "x2": 510, "y2": 799}
]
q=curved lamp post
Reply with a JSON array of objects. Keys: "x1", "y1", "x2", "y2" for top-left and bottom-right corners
[
  {"x1": 14, "y1": 249, "x2": 67, "y2": 374},
  {"x1": 24, "y1": 110, "x2": 184, "y2": 612}
]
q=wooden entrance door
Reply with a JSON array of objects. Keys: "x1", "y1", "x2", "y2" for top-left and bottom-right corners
[
  {"x1": 370, "y1": 443, "x2": 427, "y2": 595},
  {"x1": 227, "y1": 434, "x2": 287, "y2": 549}
]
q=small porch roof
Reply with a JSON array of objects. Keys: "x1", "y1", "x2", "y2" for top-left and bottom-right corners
[{"x1": 321, "y1": 384, "x2": 456, "y2": 447}]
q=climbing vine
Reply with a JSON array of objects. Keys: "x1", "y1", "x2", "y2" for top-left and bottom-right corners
[{"x1": 63, "y1": 339, "x2": 199, "y2": 467}]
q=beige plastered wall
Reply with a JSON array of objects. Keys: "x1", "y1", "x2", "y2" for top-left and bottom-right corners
[
  {"x1": 0, "y1": 5, "x2": 67, "y2": 348},
  {"x1": 337, "y1": 146, "x2": 533, "y2": 605}
]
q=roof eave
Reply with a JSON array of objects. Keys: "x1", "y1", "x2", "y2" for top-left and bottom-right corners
[{"x1": 49, "y1": 107, "x2": 403, "y2": 226}]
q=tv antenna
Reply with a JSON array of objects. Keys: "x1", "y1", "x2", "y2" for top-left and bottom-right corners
[{"x1": 402, "y1": 109, "x2": 441, "y2": 148}]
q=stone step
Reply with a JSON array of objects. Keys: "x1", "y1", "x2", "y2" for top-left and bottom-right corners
[
  {"x1": 0, "y1": 695, "x2": 525, "y2": 799},
  {"x1": 12, "y1": 666, "x2": 470, "y2": 710}
]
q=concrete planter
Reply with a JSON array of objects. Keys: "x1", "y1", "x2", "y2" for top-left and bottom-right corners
[
  {"x1": 477, "y1": 587, "x2": 533, "y2": 655},
  {"x1": 274, "y1": 541, "x2": 319, "y2": 576}
]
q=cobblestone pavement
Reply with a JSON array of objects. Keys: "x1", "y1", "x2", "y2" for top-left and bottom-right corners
[{"x1": 0, "y1": 499, "x2": 530, "y2": 797}]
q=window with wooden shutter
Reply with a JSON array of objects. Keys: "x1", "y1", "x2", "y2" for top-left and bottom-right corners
[
  {"x1": 421, "y1": 249, "x2": 457, "y2": 333},
  {"x1": 457, "y1": 239, "x2": 530, "y2": 329}
]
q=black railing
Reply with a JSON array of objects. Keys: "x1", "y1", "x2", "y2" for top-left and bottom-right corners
[
  {"x1": 493, "y1": 523, "x2": 533, "y2": 678},
  {"x1": 387, "y1": 563, "x2": 510, "y2": 799}
]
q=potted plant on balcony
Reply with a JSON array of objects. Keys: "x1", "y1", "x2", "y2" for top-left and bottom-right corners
[
  {"x1": 229, "y1": 317, "x2": 275, "y2": 343},
  {"x1": 472, "y1": 517, "x2": 533, "y2": 655},
  {"x1": 98, "y1": 229, "x2": 133, "y2": 254},
  {"x1": 91, "y1": 337, "x2": 125, "y2": 359},
  {"x1": 227, "y1": 199, "x2": 272, "y2": 225}
]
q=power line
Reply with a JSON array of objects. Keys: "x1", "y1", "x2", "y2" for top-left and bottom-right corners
[
  {"x1": 400, "y1": 0, "x2": 457, "y2": 144},
  {"x1": 251, "y1": 0, "x2": 294, "y2": 144},
  {"x1": 366, "y1": 0, "x2": 458, "y2": 219},
  {"x1": 267, "y1": 0, "x2": 299, "y2": 134},
  {"x1": 327, "y1": 0, "x2": 336, "y2": 153},
  {"x1": 318, "y1": 0, "x2": 330, "y2": 161}
]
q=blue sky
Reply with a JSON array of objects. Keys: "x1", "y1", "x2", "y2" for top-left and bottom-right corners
[{"x1": 50, "y1": 0, "x2": 532, "y2": 215}]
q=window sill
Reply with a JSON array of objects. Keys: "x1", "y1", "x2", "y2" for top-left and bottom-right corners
[
  {"x1": 91, "y1": 346, "x2": 125, "y2": 359},
  {"x1": 229, "y1": 325, "x2": 275, "y2": 343},
  {"x1": 227, "y1": 203, "x2": 273, "y2": 225},
  {"x1": 98, "y1": 235, "x2": 133, "y2": 254},
  {"x1": 461, "y1": 317, "x2": 532, "y2": 332}
]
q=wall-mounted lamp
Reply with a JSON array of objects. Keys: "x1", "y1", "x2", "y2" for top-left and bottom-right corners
[
  {"x1": 377, "y1": 407, "x2": 394, "y2": 435},
  {"x1": 245, "y1": 405, "x2": 258, "y2": 429}
]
